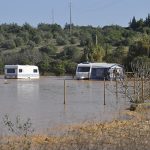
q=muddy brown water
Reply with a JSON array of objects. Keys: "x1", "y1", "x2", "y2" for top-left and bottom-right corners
[{"x1": 0, "y1": 76, "x2": 130, "y2": 134}]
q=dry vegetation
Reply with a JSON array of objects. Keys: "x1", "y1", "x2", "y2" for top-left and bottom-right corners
[{"x1": 0, "y1": 103, "x2": 150, "y2": 150}]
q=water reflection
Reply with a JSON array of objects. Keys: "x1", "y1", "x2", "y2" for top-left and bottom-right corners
[{"x1": 0, "y1": 76, "x2": 130, "y2": 134}]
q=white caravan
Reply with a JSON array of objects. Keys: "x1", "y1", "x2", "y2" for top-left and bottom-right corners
[
  {"x1": 4, "y1": 65, "x2": 39, "y2": 79},
  {"x1": 76, "y1": 62, "x2": 124, "y2": 80}
]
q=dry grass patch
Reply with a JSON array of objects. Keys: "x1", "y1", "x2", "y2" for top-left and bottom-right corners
[{"x1": 1, "y1": 104, "x2": 150, "y2": 150}]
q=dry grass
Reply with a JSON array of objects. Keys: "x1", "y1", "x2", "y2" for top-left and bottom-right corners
[{"x1": 1, "y1": 103, "x2": 150, "y2": 150}]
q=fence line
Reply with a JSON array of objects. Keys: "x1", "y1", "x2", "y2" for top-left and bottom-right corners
[{"x1": 63, "y1": 72, "x2": 150, "y2": 105}]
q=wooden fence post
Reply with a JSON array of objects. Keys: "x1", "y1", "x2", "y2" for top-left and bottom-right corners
[
  {"x1": 134, "y1": 77, "x2": 136, "y2": 96},
  {"x1": 104, "y1": 77, "x2": 106, "y2": 105},
  {"x1": 141, "y1": 78, "x2": 144, "y2": 102},
  {"x1": 116, "y1": 79, "x2": 118, "y2": 97},
  {"x1": 64, "y1": 79, "x2": 66, "y2": 104}
]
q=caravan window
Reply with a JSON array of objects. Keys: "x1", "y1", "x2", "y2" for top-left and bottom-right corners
[
  {"x1": 7, "y1": 68, "x2": 15, "y2": 73},
  {"x1": 19, "y1": 69, "x2": 22, "y2": 73},
  {"x1": 33, "y1": 69, "x2": 38, "y2": 73},
  {"x1": 77, "y1": 67, "x2": 90, "y2": 72}
]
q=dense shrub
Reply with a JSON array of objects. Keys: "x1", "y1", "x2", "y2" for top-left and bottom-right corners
[{"x1": 1, "y1": 40, "x2": 16, "y2": 49}]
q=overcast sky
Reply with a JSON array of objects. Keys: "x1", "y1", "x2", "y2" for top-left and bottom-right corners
[{"x1": 0, "y1": 0, "x2": 150, "y2": 27}]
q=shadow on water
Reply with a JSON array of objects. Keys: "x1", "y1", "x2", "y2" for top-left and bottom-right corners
[{"x1": 0, "y1": 76, "x2": 130, "y2": 134}]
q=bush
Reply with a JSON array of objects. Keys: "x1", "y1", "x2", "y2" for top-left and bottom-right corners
[
  {"x1": 70, "y1": 37, "x2": 77, "y2": 44},
  {"x1": 64, "y1": 61, "x2": 77, "y2": 76},
  {"x1": 51, "y1": 60, "x2": 65, "y2": 76},
  {"x1": 14, "y1": 37, "x2": 24, "y2": 47},
  {"x1": 56, "y1": 36, "x2": 68, "y2": 45},
  {"x1": 1, "y1": 40, "x2": 16, "y2": 49},
  {"x1": 61, "y1": 46, "x2": 81, "y2": 62},
  {"x1": 32, "y1": 35, "x2": 42, "y2": 44},
  {"x1": 3, "y1": 114, "x2": 34, "y2": 137},
  {"x1": 39, "y1": 45, "x2": 57, "y2": 55}
]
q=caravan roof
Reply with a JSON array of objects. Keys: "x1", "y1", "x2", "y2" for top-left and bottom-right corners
[
  {"x1": 78, "y1": 62, "x2": 121, "y2": 68},
  {"x1": 5, "y1": 65, "x2": 38, "y2": 68}
]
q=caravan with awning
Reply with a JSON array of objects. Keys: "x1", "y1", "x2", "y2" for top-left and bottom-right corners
[{"x1": 76, "y1": 62, "x2": 124, "y2": 80}]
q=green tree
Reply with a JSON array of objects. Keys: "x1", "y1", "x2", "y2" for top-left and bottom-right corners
[
  {"x1": 70, "y1": 37, "x2": 77, "y2": 44},
  {"x1": 129, "y1": 16, "x2": 138, "y2": 30},
  {"x1": 105, "y1": 46, "x2": 126, "y2": 64},
  {"x1": 37, "y1": 54, "x2": 50, "y2": 75},
  {"x1": 80, "y1": 32, "x2": 93, "y2": 46},
  {"x1": 82, "y1": 45, "x2": 105, "y2": 62},
  {"x1": 1, "y1": 40, "x2": 16, "y2": 49},
  {"x1": 37, "y1": 23, "x2": 51, "y2": 31},
  {"x1": 27, "y1": 40, "x2": 35, "y2": 49},
  {"x1": 0, "y1": 33, "x2": 5, "y2": 42},
  {"x1": 51, "y1": 60, "x2": 65, "y2": 76},
  {"x1": 39, "y1": 45, "x2": 57, "y2": 55},
  {"x1": 64, "y1": 60, "x2": 77, "y2": 77},
  {"x1": 50, "y1": 24, "x2": 62, "y2": 33},
  {"x1": 18, "y1": 48, "x2": 42, "y2": 65},
  {"x1": 22, "y1": 23, "x2": 33, "y2": 31},
  {"x1": 81, "y1": 46, "x2": 90, "y2": 62},
  {"x1": 128, "y1": 40, "x2": 150, "y2": 61},
  {"x1": 14, "y1": 37, "x2": 24, "y2": 47},
  {"x1": 60, "y1": 46, "x2": 81, "y2": 62},
  {"x1": 102, "y1": 25, "x2": 125, "y2": 46},
  {"x1": 7, "y1": 23, "x2": 21, "y2": 34},
  {"x1": 136, "y1": 19, "x2": 144, "y2": 28},
  {"x1": 18, "y1": 31, "x2": 29, "y2": 43},
  {"x1": 145, "y1": 14, "x2": 150, "y2": 27},
  {"x1": 43, "y1": 32, "x2": 53, "y2": 39},
  {"x1": 32, "y1": 35, "x2": 42, "y2": 44},
  {"x1": 0, "y1": 56, "x2": 4, "y2": 74},
  {"x1": 56, "y1": 36, "x2": 68, "y2": 45}
]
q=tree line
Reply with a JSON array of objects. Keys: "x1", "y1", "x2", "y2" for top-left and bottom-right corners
[
  {"x1": 0, "y1": 14, "x2": 150, "y2": 75},
  {"x1": 129, "y1": 14, "x2": 150, "y2": 32}
]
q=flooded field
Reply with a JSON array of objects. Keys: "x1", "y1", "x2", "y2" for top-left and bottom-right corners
[{"x1": 0, "y1": 76, "x2": 130, "y2": 134}]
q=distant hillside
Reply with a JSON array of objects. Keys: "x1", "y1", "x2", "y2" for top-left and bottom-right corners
[{"x1": 0, "y1": 14, "x2": 150, "y2": 75}]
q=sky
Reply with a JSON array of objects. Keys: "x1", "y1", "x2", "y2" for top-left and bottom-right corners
[{"x1": 0, "y1": 0, "x2": 150, "y2": 27}]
